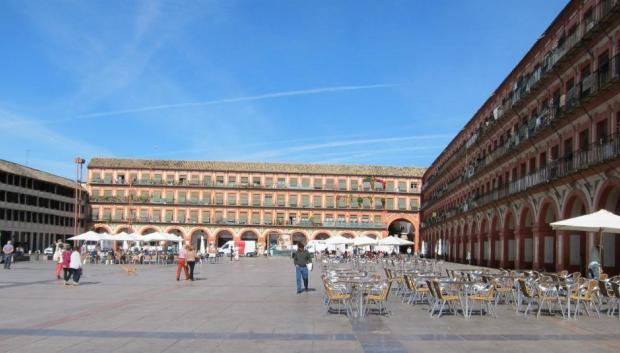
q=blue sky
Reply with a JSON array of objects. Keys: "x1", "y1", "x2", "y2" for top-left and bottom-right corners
[{"x1": 0, "y1": 0, "x2": 568, "y2": 179}]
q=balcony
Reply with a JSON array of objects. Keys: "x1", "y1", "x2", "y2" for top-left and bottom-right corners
[
  {"x1": 423, "y1": 0, "x2": 620, "y2": 191},
  {"x1": 425, "y1": 133, "x2": 620, "y2": 227},
  {"x1": 91, "y1": 216, "x2": 387, "y2": 230},
  {"x1": 424, "y1": 54, "x2": 620, "y2": 208}
]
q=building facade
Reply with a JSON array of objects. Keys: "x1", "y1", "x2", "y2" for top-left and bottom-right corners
[
  {"x1": 0, "y1": 160, "x2": 88, "y2": 252},
  {"x1": 421, "y1": 0, "x2": 620, "y2": 275},
  {"x1": 87, "y1": 158, "x2": 423, "y2": 252}
]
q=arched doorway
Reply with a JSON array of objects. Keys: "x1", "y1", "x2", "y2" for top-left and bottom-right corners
[
  {"x1": 191, "y1": 230, "x2": 208, "y2": 251},
  {"x1": 388, "y1": 219, "x2": 415, "y2": 253},
  {"x1": 596, "y1": 182, "x2": 620, "y2": 275},
  {"x1": 503, "y1": 212, "x2": 516, "y2": 269},
  {"x1": 538, "y1": 199, "x2": 558, "y2": 272},
  {"x1": 341, "y1": 233, "x2": 355, "y2": 239},
  {"x1": 291, "y1": 232, "x2": 307, "y2": 246},
  {"x1": 563, "y1": 193, "x2": 588, "y2": 273},
  {"x1": 314, "y1": 233, "x2": 330, "y2": 240},
  {"x1": 241, "y1": 230, "x2": 259, "y2": 241},
  {"x1": 216, "y1": 230, "x2": 234, "y2": 247},
  {"x1": 519, "y1": 207, "x2": 535, "y2": 270}
]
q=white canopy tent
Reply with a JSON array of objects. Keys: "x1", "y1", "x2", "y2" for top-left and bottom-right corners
[
  {"x1": 550, "y1": 209, "x2": 620, "y2": 271},
  {"x1": 200, "y1": 235, "x2": 206, "y2": 255},
  {"x1": 323, "y1": 235, "x2": 354, "y2": 245},
  {"x1": 141, "y1": 232, "x2": 183, "y2": 243},
  {"x1": 352, "y1": 235, "x2": 379, "y2": 247},
  {"x1": 377, "y1": 236, "x2": 414, "y2": 246},
  {"x1": 68, "y1": 231, "x2": 106, "y2": 241}
]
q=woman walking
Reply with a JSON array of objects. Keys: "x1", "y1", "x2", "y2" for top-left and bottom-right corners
[
  {"x1": 176, "y1": 243, "x2": 189, "y2": 281},
  {"x1": 69, "y1": 246, "x2": 82, "y2": 286},
  {"x1": 186, "y1": 245, "x2": 197, "y2": 281},
  {"x1": 53, "y1": 244, "x2": 64, "y2": 279},
  {"x1": 62, "y1": 245, "x2": 72, "y2": 285}
]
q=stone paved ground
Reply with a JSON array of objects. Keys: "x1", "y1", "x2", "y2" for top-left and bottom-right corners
[{"x1": 0, "y1": 257, "x2": 619, "y2": 353}]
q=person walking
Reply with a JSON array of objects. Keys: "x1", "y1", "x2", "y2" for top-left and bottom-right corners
[
  {"x1": 186, "y1": 244, "x2": 197, "y2": 281},
  {"x1": 292, "y1": 243, "x2": 312, "y2": 293},
  {"x1": 53, "y1": 244, "x2": 64, "y2": 279},
  {"x1": 69, "y1": 246, "x2": 82, "y2": 286},
  {"x1": 62, "y1": 245, "x2": 72, "y2": 285},
  {"x1": 3, "y1": 240, "x2": 14, "y2": 270},
  {"x1": 176, "y1": 243, "x2": 189, "y2": 281}
]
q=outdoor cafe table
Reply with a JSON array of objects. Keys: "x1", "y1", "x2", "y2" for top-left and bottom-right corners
[
  {"x1": 335, "y1": 276, "x2": 380, "y2": 319},
  {"x1": 439, "y1": 279, "x2": 480, "y2": 319},
  {"x1": 539, "y1": 280, "x2": 575, "y2": 319}
]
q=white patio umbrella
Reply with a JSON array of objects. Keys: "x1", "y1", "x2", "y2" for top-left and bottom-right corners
[
  {"x1": 110, "y1": 232, "x2": 137, "y2": 241},
  {"x1": 323, "y1": 235, "x2": 354, "y2": 245},
  {"x1": 200, "y1": 235, "x2": 206, "y2": 255},
  {"x1": 353, "y1": 235, "x2": 378, "y2": 246},
  {"x1": 550, "y1": 209, "x2": 620, "y2": 267},
  {"x1": 378, "y1": 236, "x2": 414, "y2": 246},
  {"x1": 68, "y1": 231, "x2": 106, "y2": 241},
  {"x1": 122, "y1": 240, "x2": 129, "y2": 251}
]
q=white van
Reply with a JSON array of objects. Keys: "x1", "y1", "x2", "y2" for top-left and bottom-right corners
[{"x1": 218, "y1": 240, "x2": 257, "y2": 257}]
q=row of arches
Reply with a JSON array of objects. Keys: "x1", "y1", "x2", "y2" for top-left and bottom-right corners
[{"x1": 423, "y1": 178, "x2": 620, "y2": 275}]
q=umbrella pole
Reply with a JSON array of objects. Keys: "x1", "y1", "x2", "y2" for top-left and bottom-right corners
[{"x1": 599, "y1": 230, "x2": 603, "y2": 275}]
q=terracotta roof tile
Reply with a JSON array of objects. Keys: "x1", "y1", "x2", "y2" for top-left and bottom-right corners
[{"x1": 88, "y1": 158, "x2": 425, "y2": 178}]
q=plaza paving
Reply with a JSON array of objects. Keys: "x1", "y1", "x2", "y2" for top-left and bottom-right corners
[{"x1": 0, "y1": 257, "x2": 619, "y2": 353}]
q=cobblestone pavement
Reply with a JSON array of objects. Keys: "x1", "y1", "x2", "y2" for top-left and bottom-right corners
[{"x1": 0, "y1": 257, "x2": 619, "y2": 353}]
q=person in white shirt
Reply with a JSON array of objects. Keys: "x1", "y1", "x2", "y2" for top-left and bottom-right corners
[{"x1": 69, "y1": 248, "x2": 83, "y2": 285}]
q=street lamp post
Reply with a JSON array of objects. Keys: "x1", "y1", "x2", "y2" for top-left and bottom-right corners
[{"x1": 73, "y1": 158, "x2": 85, "y2": 241}]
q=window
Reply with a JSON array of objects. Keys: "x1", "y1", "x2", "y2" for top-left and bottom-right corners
[
  {"x1": 264, "y1": 212, "x2": 273, "y2": 224},
  {"x1": 302, "y1": 195, "x2": 310, "y2": 207},
  {"x1": 410, "y1": 182, "x2": 418, "y2": 190},
  {"x1": 240, "y1": 176, "x2": 249, "y2": 186},
  {"x1": 139, "y1": 209, "x2": 148, "y2": 221},
  {"x1": 153, "y1": 174, "x2": 162, "y2": 184},
  {"x1": 190, "y1": 211, "x2": 198, "y2": 223},
  {"x1": 216, "y1": 175, "x2": 224, "y2": 186},
  {"x1": 265, "y1": 177, "x2": 273, "y2": 187},
  {"x1": 289, "y1": 178, "x2": 298, "y2": 187},
  {"x1": 165, "y1": 210, "x2": 173, "y2": 222},
  {"x1": 313, "y1": 195, "x2": 322, "y2": 208},
  {"x1": 337, "y1": 195, "x2": 346, "y2": 208},
  {"x1": 178, "y1": 192, "x2": 187, "y2": 203},
  {"x1": 166, "y1": 175, "x2": 174, "y2": 185},
  {"x1": 152, "y1": 191, "x2": 161, "y2": 202},
  {"x1": 313, "y1": 178, "x2": 322, "y2": 189},
  {"x1": 239, "y1": 212, "x2": 248, "y2": 224},
  {"x1": 215, "y1": 193, "x2": 224, "y2": 205},
  {"x1": 386, "y1": 198, "x2": 394, "y2": 210},
  {"x1": 374, "y1": 215, "x2": 382, "y2": 224},
  {"x1": 362, "y1": 197, "x2": 371, "y2": 209},
  {"x1": 350, "y1": 180, "x2": 358, "y2": 191},
  {"x1": 202, "y1": 191, "x2": 211, "y2": 204},
  {"x1": 215, "y1": 211, "x2": 223, "y2": 223},
  {"x1": 251, "y1": 212, "x2": 260, "y2": 224},
  {"x1": 289, "y1": 195, "x2": 298, "y2": 207},
  {"x1": 302, "y1": 178, "x2": 310, "y2": 188},
  {"x1": 325, "y1": 196, "x2": 334, "y2": 208},
  {"x1": 240, "y1": 193, "x2": 248, "y2": 206},
  {"x1": 264, "y1": 194, "x2": 273, "y2": 207},
  {"x1": 177, "y1": 210, "x2": 186, "y2": 223},
  {"x1": 578, "y1": 129, "x2": 589, "y2": 151},
  {"x1": 227, "y1": 211, "x2": 237, "y2": 222},
  {"x1": 165, "y1": 191, "x2": 174, "y2": 202},
  {"x1": 325, "y1": 178, "x2": 334, "y2": 190},
  {"x1": 153, "y1": 209, "x2": 161, "y2": 222},
  {"x1": 252, "y1": 194, "x2": 260, "y2": 206},
  {"x1": 386, "y1": 180, "x2": 394, "y2": 191},
  {"x1": 539, "y1": 152, "x2": 547, "y2": 168},
  {"x1": 410, "y1": 198, "x2": 419, "y2": 210},
  {"x1": 202, "y1": 211, "x2": 210, "y2": 223},
  {"x1": 190, "y1": 175, "x2": 199, "y2": 185},
  {"x1": 227, "y1": 193, "x2": 237, "y2": 205},
  {"x1": 252, "y1": 176, "x2": 261, "y2": 186},
  {"x1": 203, "y1": 175, "x2": 212, "y2": 186},
  {"x1": 190, "y1": 191, "x2": 199, "y2": 202},
  {"x1": 398, "y1": 181, "x2": 407, "y2": 192},
  {"x1": 596, "y1": 119, "x2": 609, "y2": 144},
  {"x1": 228, "y1": 176, "x2": 236, "y2": 186},
  {"x1": 277, "y1": 194, "x2": 285, "y2": 206},
  {"x1": 338, "y1": 179, "x2": 346, "y2": 190},
  {"x1": 277, "y1": 178, "x2": 285, "y2": 188}
]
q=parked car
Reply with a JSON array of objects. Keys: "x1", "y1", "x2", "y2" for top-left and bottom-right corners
[{"x1": 43, "y1": 247, "x2": 54, "y2": 255}]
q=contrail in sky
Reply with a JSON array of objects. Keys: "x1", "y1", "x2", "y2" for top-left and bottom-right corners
[{"x1": 78, "y1": 83, "x2": 403, "y2": 118}]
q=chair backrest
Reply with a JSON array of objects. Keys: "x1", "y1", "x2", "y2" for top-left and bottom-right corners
[
  {"x1": 610, "y1": 282, "x2": 620, "y2": 298},
  {"x1": 599, "y1": 273, "x2": 608, "y2": 280},
  {"x1": 598, "y1": 280, "x2": 611, "y2": 298},
  {"x1": 517, "y1": 278, "x2": 533, "y2": 298},
  {"x1": 431, "y1": 280, "x2": 445, "y2": 300},
  {"x1": 582, "y1": 280, "x2": 597, "y2": 300},
  {"x1": 426, "y1": 279, "x2": 437, "y2": 298},
  {"x1": 403, "y1": 274, "x2": 413, "y2": 290}
]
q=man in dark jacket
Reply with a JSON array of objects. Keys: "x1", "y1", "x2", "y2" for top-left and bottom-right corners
[{"x1": 292, "y1": 243, "x2": 312, "y2": 293}]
